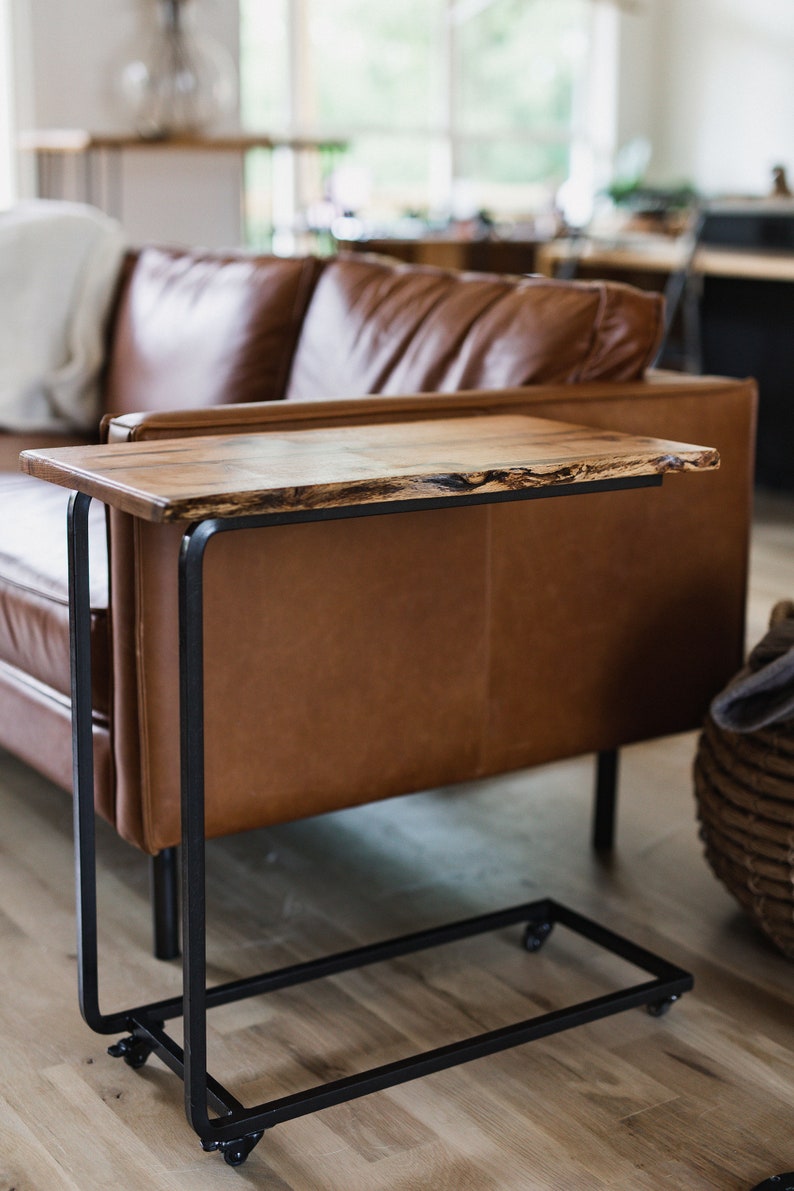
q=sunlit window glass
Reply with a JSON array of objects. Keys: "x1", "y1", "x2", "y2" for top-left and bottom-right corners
[{"x1": 239, "y1": 0, "x2": 605, "y2": 245}]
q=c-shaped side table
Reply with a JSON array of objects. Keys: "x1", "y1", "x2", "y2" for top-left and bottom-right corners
[{"x1": 22, "y1": 413, "x2": 719, "y2": 1166}]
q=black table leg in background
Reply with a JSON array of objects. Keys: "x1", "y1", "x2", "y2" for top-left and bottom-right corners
[{"x1": 592, "y1": 748, "x2": 619, "y2": 851}]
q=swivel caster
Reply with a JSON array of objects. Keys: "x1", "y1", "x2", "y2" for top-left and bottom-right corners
[
  {"x1": 646, "y1": 994, "x2": 680, "y2": 1018},
  {"x1": 750, "y1": 1177, "x2": 794, "y2": 1190},
  {"x1": 202, "y1": 1130, "x2": 264, "y2": 1166},
  {"x1": 107, "y1": 1031, "x2": 158, "y2": 1069},
  {"x1": 522, "y1": 920, "x2": 554, "y2": 953}
]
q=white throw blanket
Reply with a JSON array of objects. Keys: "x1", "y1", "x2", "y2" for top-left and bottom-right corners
[{"x1": 0, "y1": 200, "x2": 126, "y2": 431}]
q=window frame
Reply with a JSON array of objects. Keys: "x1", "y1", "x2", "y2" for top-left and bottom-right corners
[{"x1": 240, "y1": 0, "x2": 619, "y2": 244}]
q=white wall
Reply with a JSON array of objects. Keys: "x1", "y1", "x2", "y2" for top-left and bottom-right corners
[
  {"x1": 0, "y1": 0, "x2": 16, "y2": 205},
  {"x1": 617, "y1": 0, "x2": 794, "y2": 198},
  {"x1": 12, "y1": 0, "x2": 794, "y2": 236},
  {"x1": 12, "y1": 0, "x2": 243, "y2": 247}
]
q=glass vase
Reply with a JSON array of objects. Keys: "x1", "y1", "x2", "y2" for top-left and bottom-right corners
[{"x1": 118, "y1": 0, "x2": 237, "y2": 139}]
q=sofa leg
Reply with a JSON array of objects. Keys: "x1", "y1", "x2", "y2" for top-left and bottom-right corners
[
  {"x1": 592, "y1": 749, "x2": 619, "y2": 852},
  {"x1": 150, "y1": 847, "x2": 180, "y2": 960}
]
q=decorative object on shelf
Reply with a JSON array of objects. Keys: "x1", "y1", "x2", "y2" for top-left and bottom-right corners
[
  {"x1": 694, "y1": 600, "x2": 794, "y2": 957},
  {"x1": 118, "y1": 0, "x2": 236, "y2": 138},
  {"x1": 771, "y1": 164, "x2": 792, "y2": 199}
]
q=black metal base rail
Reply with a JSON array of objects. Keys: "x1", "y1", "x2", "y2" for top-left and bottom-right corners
[
  {"x1": 66, "y1": 480, "x2": 691, "y2": 1168},
  {"x1": 105, "y1": 895, "x2": 692, "y2": 1165}
]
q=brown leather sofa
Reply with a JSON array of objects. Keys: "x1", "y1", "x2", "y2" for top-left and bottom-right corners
[{"x1": 0, "y1": 247, "x2": 756, "y2": 957}]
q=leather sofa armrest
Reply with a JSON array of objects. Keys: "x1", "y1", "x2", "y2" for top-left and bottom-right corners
[
  {"x1": 103, "y1": 371, "x2": 757, "y2": 853},
  {"x1": 102, "y1": 371, "x2": 756, "y2": 444}
]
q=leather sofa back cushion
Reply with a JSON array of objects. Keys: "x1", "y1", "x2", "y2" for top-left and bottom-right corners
[
  {"x1": 103, "y1": 248, "x2": 322, "y2": 416},
  {"x1": 286, "y1": 254, "x2": 664, "y2": 401}
]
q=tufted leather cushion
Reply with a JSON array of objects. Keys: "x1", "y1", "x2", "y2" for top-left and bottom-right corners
[
  {"x1": 103, "y1": 249, "x2": 663, "y2": 414},
  {"x1": 285, "y1": 254, "x2": 664, "y2": 401}
]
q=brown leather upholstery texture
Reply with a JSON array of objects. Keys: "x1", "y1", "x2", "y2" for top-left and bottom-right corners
[
  {"x1": 285, "y1": 255, "x2": 664, "y2": 400},
  {"x1": 104, "y1": 248, "x2": 323, "y2": 416},
  {"x1": 0, "y1": 247, "x2": 756, "y2": 857},
  {"x1": 104, "y1": 375, "x2": 754, "y2": 854},
  {"x1": 0, "y1": 475, "x2": 109, "y2": 711}
]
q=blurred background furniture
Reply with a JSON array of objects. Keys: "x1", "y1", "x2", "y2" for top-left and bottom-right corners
[
  {"x1": 336, "y1": 236, "x2": 544, "y2": 276},
  {"x1": 18, "y1": 128, "x2": 347, "y2": 249},
  {"x1": 538, "y1": 203, "x2": 794, "y2": 490}
]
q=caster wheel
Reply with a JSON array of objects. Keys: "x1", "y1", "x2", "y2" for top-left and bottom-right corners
[
  {"x1": 123, "y1": 1044, "x2": 152, "y2": 1069},
  {"x1": 647, "y1": 994, "x2": 680, "y2": 1018},
  {"x1": 523, "y1": 920, "x2": 554, "y2": 953},
  {"x1": 214, "y1": 1131, "x2": 264, "y2": 1167},
  {"x1": 107, "y1": 1035, "x2": 154, "y2": 1068},
  {"x1": 750, "y1": 1177, "x2": 794, "y2": 1190}
]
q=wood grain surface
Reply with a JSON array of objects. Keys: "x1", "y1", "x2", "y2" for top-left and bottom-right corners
[{"x1": 20, "y1": 414, "x2": 719, "y2": 523}]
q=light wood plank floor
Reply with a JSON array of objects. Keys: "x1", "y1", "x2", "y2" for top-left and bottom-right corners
[{"x1": 1, "y1": 493, "x2": 793, "y2": 1191}]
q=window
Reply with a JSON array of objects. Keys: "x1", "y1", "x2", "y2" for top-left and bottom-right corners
[{"x1": 239, "y1": 0, "x2": 618, "y2": 247}]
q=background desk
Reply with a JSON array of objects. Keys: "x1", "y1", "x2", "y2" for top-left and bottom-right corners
[
  {"x1": 338, "y1": 237, "x2": 544, "y2": 276},
  {"x1": 539, "y1": 237, "x2": 794, "y2": 491}
]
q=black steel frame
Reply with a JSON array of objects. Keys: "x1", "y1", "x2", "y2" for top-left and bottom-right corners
[{"x1": 67, "y1": 475, "x2": 693, "y2": 1166}]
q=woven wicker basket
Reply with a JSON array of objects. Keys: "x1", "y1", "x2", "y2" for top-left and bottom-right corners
[{"x1": 694, "y1": 614, "x2": 794, "y2": 956}]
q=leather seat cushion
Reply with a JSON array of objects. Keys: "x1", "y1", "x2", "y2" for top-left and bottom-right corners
[{"x1": 0, "y1": 474, "x2": 108, "y2": 713}]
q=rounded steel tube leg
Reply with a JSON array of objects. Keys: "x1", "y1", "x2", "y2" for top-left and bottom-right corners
[
  {"x1": 179, "y1": 521, "x2": 218, "y2": 1140},
  {"x1": 68, "y1": 491, "x2": 103, "y2": 1029}
]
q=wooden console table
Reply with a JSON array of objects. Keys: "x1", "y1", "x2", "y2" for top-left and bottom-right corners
[
  {"x1": 21, "y1": 414, "x2": 718, "y2": 1166},
  {"x1": 18, "y1": 128, "x2": 347, "y2": 236}
]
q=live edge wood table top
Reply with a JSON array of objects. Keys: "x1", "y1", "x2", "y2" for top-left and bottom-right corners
[{"x1": 20, "y1": 413, "x2": 719, "y2": 521}]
